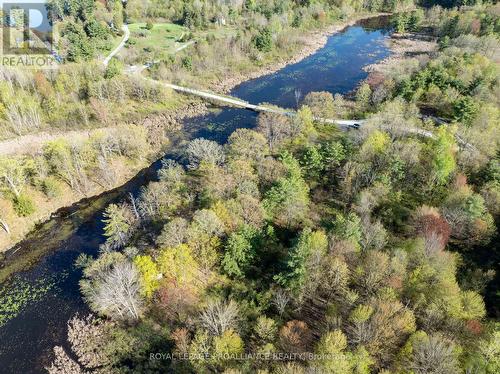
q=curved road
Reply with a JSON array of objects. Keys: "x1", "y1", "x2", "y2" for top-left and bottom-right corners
[{"x1": 103, "y1": 24, "x2": 130, "y2": 66}]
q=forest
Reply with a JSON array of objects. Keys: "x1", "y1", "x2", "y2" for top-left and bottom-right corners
[
  {"x1": 0, "y1": 0, "x2": 498, "y2": 373},
  {"x1": 38, "y1": 2, "x2": 500, "y2": 374}
]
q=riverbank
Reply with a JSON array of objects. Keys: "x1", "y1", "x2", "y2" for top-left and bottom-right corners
[
  {"x1": 363, "y1": 31, "x2": 438, "y2": 75},
  {"x1": 215, "y1": 12, "x2": 391, "y2": 93}
]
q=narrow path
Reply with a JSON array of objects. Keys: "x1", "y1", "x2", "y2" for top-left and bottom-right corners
[
  {"x1": 140, "y1": 77, "x2": 478, "y2": 150},
  {"x1": 113, "y1": 23, "x2": 474, "y2": 149},
  {"x1": 175, "y1": 40, "x2": 196, "y2": 53},
  {"x1": 103, "y1": 24, "x2": 130, "y2": 66},
  {"x1": 145, "y1": 76, "x2": 480, "y2": 151}
]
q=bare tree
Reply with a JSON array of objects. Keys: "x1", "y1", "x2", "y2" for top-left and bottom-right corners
[
  {"x1": 361, "y1": 218, "x2": 387, "y2": 251},
  {"x1": 256, "y1": 112, "x2": 295, "y2": 151},
  {"x1": 7, "y1": 100, "x2": 41, "y2": 135},
  {"x1": 44, "y1": 142, "x2": 90, "y2": 196},
  {"x1": 294, "y1": 88, "x2": 302, "y2": 108},
  {"x1": 272, "y1": 289, "x2": 290, "y2": 316},
  {"x1": 47, "y1": 315, "x2": 117, "y2": 373},
  {"x1": 138, "y1": 181, "x2": 182, "y2": 221},
  {"x1": 128, "y1": 193, "x2": 141, "y2": 222},
  {"x1": 66, "y1": 315, "x2": 113, "y2": 369},
  {"x1": 82, "y1": 261, "x2": 143, "y2": 321},
  {"x1": 186, "y1": 138, "x2": 225, "y2": 169},
  {"x1": 158, "y1": 159, "x2": 185, "y2": 186},
  {"x1": 0, "y1": 157, "x2": 26, "y2": 197},
  {"x1": 189, "y1": 209, "x2": 224, "y2": 238},
  {"x1": 138, "y1": 182, "x2": 169, "y2": 219},
  {"x1": 199, "y1": 300, "x2": 239, "y2": 336},
  {"x1": 348, "y1": 317, "x2": 375, "y2": 347},
  {"x1": 70, "y1": 145, "x2": 92, "y2": 195},
  {"x1": 302, "y1": 91, "x2": 336, "y2": 118},
  {"x1": 95, "y1": 156, "x2": 117, "y2": 189},
  {"x1": 157, "y1": 217, "x2": 188, "y2": 247},
  {"x1": 46, "y1": 346, "x2": 85, "y2": 374},
  {"x1": 319, "y1": 256, "x2": 350, "y2": 298},
  {"x1": 410, "y1": 335, "x2": 458, "y2": 374}
]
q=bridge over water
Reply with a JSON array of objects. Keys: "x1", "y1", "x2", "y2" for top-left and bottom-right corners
[
  {"x1": 144, "y1": 78, "x2": 367, "y2": 129},
  {"x1": 147, "y1": 79, "x2": 478, "y2": 151}
]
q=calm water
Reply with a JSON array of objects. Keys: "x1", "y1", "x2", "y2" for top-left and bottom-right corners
[{"x1": 0, "y1": 17, "x2": 391, "y2": 373}]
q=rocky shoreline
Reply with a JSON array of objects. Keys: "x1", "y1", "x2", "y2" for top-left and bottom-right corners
[{"x1": 363, "y1": 31, "x2": 438, "y2": 75}]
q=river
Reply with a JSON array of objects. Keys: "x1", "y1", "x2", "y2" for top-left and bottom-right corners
[{"x1": 0, "y1": 16, "x2": 391, "y2": 373}]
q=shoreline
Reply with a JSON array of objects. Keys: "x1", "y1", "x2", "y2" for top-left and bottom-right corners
[
  {"x1": 0, "y1": 101, "x2": 208, "y2": 257},
  {"x1": 0, "y1": 12, "x2": 390, "y2": 275},
  {"x1": 363, "y1": 31, "x2": 438, "y2": 75},
  {"x1": 215, "y1": 12, "x2": 391, "y2": 94}
]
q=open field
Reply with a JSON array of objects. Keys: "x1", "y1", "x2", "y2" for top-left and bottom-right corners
[
  {"x1": 126, "y1": 23, "x2": 188, "y2": 54},
  {"x1": 119, "y1": 22, "x2": 239, "y2": 64}
]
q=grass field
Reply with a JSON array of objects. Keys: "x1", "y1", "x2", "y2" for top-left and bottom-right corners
[
  {"x1": 127, "y1": 23, "x2": 189, "y2": 54},
  {"x1": 120, "y1": 22, "x2": 239, "y2": 64}
]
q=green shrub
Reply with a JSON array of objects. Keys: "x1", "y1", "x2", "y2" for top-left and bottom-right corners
[
  {"x1": 105, "y1": 58, "x2": 123, "y2": 79},
  {"x1": 145, "y1": 21, "x2": 154, "y2": 30},
  {"x1": 14, "y1": 194, "x2": 36, "y2": 217},
  {"x1": 42, "y1": 177, "x2": 62, "y2": 199},
  {"x1": 253, "y1": 28, "x2": 273, "y2": 52},
  {"x1": 182, "y1": 56, "x2": 193, "y2": 70}
]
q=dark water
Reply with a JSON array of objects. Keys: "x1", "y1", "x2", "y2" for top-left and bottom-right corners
[{"x1": 0, "y1": 17, "x2": 391, "y2": 374}]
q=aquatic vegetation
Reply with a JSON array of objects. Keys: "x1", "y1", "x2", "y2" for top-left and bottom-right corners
[{"x1": 0, "y1": 273, "x2": 65, "y2": 327}]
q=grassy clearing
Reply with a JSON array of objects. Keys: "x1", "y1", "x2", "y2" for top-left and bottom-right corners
[
  {"x1": 121, "y1": 23, "x2": 239, "y2": 64},
  {"x1": 126, "y1": 23, "x2": 188, "y2": 55}
]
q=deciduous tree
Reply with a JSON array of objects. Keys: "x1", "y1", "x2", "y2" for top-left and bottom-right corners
[
  {"x1": 0, "y1": 157, "x2": 26, "y2": 197},
  {"x1": 186, "y1": 138, "x2": 225, "y2": 169},
  {"x1": 200, "y1": 300, "x2": 239, "y2": 336},
  {"x1": 81, "y1": 259, "x2": 143, "y2": 321},
  {"x1": 133, "y1": 255, "x2": 160, "y2": 298}
]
